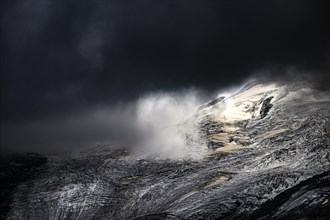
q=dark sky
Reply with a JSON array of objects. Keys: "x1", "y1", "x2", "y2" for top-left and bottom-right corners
[{"x1": 1, "y1": 0, "x2": 329, "y2": 150}]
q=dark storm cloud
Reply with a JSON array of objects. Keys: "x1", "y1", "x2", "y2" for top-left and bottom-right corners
[{"x1": 1, "y1": 0, "x2": 329, "y2": 150}]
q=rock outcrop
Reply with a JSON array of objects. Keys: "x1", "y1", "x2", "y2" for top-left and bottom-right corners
[{"x1": 260, "y1": 96, "x2": 274, "y2": 119}]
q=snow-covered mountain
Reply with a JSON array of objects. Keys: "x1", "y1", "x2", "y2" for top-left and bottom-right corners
[{"x1": 1, "y1": 81, "x2": 329, "y2": 220}]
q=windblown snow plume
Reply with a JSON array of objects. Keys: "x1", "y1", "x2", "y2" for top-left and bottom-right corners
[{"x1": 134, "y1": 90, "x2": 207, "y2": 159}]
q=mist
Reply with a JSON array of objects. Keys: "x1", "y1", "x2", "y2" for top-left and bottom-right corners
[
  {"x1": 0, "y1": 87, "x2": 209, "y2": 158},
  {"x1": 134, "y1": 89, "x2": 207, "y2": 159},
  {"x1": 2, "y1": 68, "x2": 329, "y2": 158}
]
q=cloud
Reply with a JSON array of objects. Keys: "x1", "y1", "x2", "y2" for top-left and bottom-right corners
[
  {"x1": 1, "y1": 1, "x2": 329, "y2": 124},
  {"x1": 0, "y1": 88, "x2": 208, "y2": 159},
  {"x1": 1, "y1": 1, "x2": 329, "y2": 155},
  {"x1": 1, "y1": 0, "x2": 57, "y2": 46},
  {"x1": 134, "y1": 89, "x2": 207, "y2": 159}
]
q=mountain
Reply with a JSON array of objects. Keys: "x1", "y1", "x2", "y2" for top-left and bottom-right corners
[{"x1": 1, "y1": 81, "x2": 329, "y2": 220}]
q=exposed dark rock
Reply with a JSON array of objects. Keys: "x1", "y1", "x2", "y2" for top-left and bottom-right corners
[
  {"x1": 208, "y1": 141, "x2": 225, "y2": 149},
  {"x1": 248, "y1": 171, "x2": 330, "y2": 220},
  {"x1": 198, "y1": 97, "x2": 225, "y2": 110},
  {"x1": 206, "y1": 97, "x2": 225, "y2": 107},
  {"x1": 199, "y1": 117, "x2": 225, "y2": 136},
  {"x1": 0, "y1": 153, "x2": 47, "y2": 219},
  {"x1": 260, "y1": 96, "x2": 274, "y2": 119}
]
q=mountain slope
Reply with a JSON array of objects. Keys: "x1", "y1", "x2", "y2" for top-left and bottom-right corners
[{"x1": 3, "y1": 81, "x2": 330, "y2": 220}]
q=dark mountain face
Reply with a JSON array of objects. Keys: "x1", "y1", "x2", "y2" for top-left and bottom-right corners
[
  {"x1": 0, "y1": 153, "x2": 47, "y2": 219},
  {"x1": 1, "y1": 81, "x2": 329, "y2": 220}
]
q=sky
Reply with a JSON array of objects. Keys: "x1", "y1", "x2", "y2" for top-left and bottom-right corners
[{"x1": 1, "y1": 0, "x2": 329, "y2": 151}]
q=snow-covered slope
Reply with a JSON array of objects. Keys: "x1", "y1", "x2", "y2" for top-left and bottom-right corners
[{"x1": 2, "y1": 81, "x2": 330, "y2": 220}]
